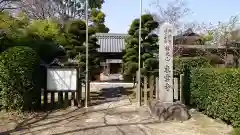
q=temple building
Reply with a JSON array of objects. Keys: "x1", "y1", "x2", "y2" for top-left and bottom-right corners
[
  {"x1": 95, "y1": 33, "x2": 128, "y2": 78},
  {"x1": 95, "y1": 30, "x2": 202, "y2": 79},
  {"x1": 95, "y1": 30, "x2": 240, "y2": 81},
  {"x1": 173, "y1": 28, "x2": 203, "y2": 45}
]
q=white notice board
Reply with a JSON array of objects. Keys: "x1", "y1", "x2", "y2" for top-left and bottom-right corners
[{"x1": 47, "y1": 68, "x2": 77, "y2": 91}]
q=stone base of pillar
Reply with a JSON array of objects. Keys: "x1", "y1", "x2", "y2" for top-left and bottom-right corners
[{"x1": 148, "y1": 100, "x2": 191, "y2": 122}]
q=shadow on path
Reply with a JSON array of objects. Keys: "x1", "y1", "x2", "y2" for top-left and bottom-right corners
[
  {"x1": 0, "y1": 86, "x2": 135, "y2": 135},
  {"x1": 90, "y1": 86, "x2": 133, "y2": 106}
]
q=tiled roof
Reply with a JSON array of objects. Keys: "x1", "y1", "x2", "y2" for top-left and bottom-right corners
[
  {"x1": 95, "y1": 33, "x2": 128, "y2": 52},
  {"x1": 175, "y1": 28, "x2": 200, "y2": 39}
]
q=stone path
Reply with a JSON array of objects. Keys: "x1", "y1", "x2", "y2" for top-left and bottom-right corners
[
  {"x1": 89, "y1": 82, "x2": 134, "y2": 92},
  {"x1": 0, "y1": 85, "x2": 233, "y2": 135}
]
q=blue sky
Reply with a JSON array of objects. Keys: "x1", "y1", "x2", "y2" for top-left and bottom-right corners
[{"x1": 102, "y1": 0, "x2": 240, "y2": 33}]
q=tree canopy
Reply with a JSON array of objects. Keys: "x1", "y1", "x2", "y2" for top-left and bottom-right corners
[
  {"x1": 0, "y1": 4, "x2": 109, "y2": 71},
  {"x1": 63, "y1": 19, "x2": 101, "y2": 76},
  {"x1": 0, "y1": 12, "x2": 65, "y2": 63},
  {"x1": 0, "y1": 1, "x2": 108, "y2": 111},
  {"x1": 123, "y1": 14, "x2": 159, "y2": 78}
]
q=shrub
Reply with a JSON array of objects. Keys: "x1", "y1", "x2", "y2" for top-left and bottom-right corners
[
  {"x1": 190, "y1": 68, "x2": 240, "y2": 128},
  {"x1": 232, "y1": 128, "x2": 240, "y2": 135},
  {"x1": 0, "y1": 46, "x2": 41, "y2": 111},
  {"x1": 173, "y1": 56, "x2": 211, "y2": 76},
  {"x1": 173, "y1": 57, "x2": 211, "y2": 105},
  {"x1": 144, "y1": 56, "x2": 211, "y2": 77}
]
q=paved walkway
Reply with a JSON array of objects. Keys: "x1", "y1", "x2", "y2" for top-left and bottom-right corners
[{"x1": 0, "y1": 85, "x2": 232, "y2": 135}]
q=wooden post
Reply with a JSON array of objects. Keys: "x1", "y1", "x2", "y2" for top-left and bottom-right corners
[
  {"x1": 149, "y1": 75, "x2": 154, "y2": 100},
  {"x1": 87, "y1": 81, "x2": 90, "y2": 102},
  {"x1": 77, "y1": 84, "x2": 82, "y2": 107},
  {"x1": 155, "y1": 77, "x2": 159, "y2": 100},
  {"x1": 43, "y1": 90, "x2": 47, "y2": 108},
  {"x1": 51, "y1": 92, "x2": 55, "y2": 107},
  {"x1": 65, "y1": 92, "x2": 69, "y2": 106},
  {"x1": 144, "y1": 75, "x2": 148, "y2": 105},
  {"x1": 76, "y1": 68, "x2": 82, "y2": 107},
  {"x1": 180, "y1": 74, "x2": 184, "y2": 104},
  {"x1": 58, "y1": 92, "x2": 63, "y2": 105},
  {"x1": 136, "y1": 71, "x2": 138, "y2": 101},
  {"x1": 173, "y1": 78, "x2": 179, "y2": 101},
  {"x1": 136, "y1": 70, "x2": 141, "y2": 105},
  {"x1": 71, "y1": 92, "x2": 75, "y2": 106},
  {"x1": 65, "y1": 92, "x2": 69, "y2": 100}
]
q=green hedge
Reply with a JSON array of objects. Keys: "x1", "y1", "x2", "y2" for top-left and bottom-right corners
[
  {"x1": 173, "y1": 57, "x2": 211, "y2": 105},
  {"x1": 141, "y1": 56, "x2": 211, "y2": 76},
  {"x1": 173, "y1": 56, "x2": 211, "y2": 76},
  {"x1": 232, "y1": 128, "x2": 240, "y2": 135},
  {"x1": 0, "y1": 46, "x2": 41, "y2": 111},
  {"x1": 190, "y1": 68, "x2": 240, "y2": 128}
]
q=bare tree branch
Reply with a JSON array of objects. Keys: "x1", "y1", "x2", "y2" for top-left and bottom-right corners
[
  {"x1": 209, "y1": 15, "x2": 240, "y2": 46},
  {"x1": 0, "y1": 0, "x2": 19, "y2": 11},
  {"x1": 182, "y1": 15, "x2": 240, "y2": 66},
  {"x1": 148, "y1": 0, "x2": 191, "y2": 30}
]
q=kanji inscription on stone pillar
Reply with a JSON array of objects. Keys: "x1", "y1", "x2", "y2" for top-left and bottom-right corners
[{"x1": 158, "y1": 23, "x2": 174, "y2": 103}]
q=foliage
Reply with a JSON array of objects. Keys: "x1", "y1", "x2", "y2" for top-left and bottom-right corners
[
  {"x1": 123, "y1": 14, "x2": 159, "y2": 78},
  {"x1": 0, "y1": 46, "x2": 41, "y2": 111},
  {"x1": 16, "y1": 38, "x2": 65, "y2": 64},
  {"x1": 26, "y1": 19, "x2": 65, "y2": 43},
  {"x1": 190, "y1": 68, "x2": 240, "y2": 128},
  {"x1": 173, "y1": 56, "x2": 211, "y2": 76},
  {"x1": 0, "y1": 11, "x2": 27, "y2": 32},
  {"x1": 232, "y1": 128, "x2": 240, "y2": 135},
  {"x1": 0, "y1": 2, "x2": 109, "y2": 65},
  {"x1": 64, "y1": 19, "x2": 101, "y2": 75},
  {"x1": 14, "y1": 0, "x2": 105, "y2": 21},
  {"x1": 0, "y1": 12, "x2": 66, "y2": 64},
  {"x1": 150, "y1": 56, "x2": 211, "y2": 76},
  {"x1": 173, "y1": 56, "x2": 211, "y2": 105},
  {"x1": 23, "y1": 19, "x2": 66, "y2": 63},
  {"x1": 90, "y1": 8, "x2": 109, "y2": 33},
  {"x1": 199, "y1": 31, "x2": 213, "y2": 45},
  {"x1": 0, "y1": 11, "x2": 28, "y2": 51}
]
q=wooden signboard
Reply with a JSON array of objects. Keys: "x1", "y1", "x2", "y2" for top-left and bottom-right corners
[{"x1": 47, "y1": 67, "x2": 78, "y2": 91}]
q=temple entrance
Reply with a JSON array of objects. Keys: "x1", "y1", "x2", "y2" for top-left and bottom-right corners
[{"x1": 110, "y1": 63, "x2": 121, "y2": 74}]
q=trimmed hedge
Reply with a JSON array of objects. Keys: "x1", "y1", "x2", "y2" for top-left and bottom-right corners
[
  {"x1": 0, "y1": 46, "x2": 41, "y2": 111},
  {"x1": 190, "y1": 68, "x2": 240, "y2": 128},
  {"x1": 232, "y1": 128, "x2": 240, "y2": 135},
  {"x1": 173, "y1": 56, "x2": 211, "y2": 76},
  {"x1": 174, "y1": 57, "x2": 211, "y2": 105},
  {"x1": 142, "y1": 56, "x2": 211, "y2": 76}
]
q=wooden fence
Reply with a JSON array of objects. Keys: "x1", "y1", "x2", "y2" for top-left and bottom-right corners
[
  {"x1": 141, "y1": 74, "x2": 184, "y2": 105},
  {"x1": 42, "y1": 90, "x2": 83, "y2": 109}
]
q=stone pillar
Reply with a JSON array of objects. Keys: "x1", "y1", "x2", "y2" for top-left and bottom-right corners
[
  {"x1": 158, "y1": 23, "x2": 174, "y2": 103},
  {"x1": 148, "y1": 23, "x2": 190, "y2": 122}
]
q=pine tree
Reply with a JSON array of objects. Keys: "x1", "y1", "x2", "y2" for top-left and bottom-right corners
[
  {"x1": 64, "y1": 19, "x2": 101, "y2": 76},
  {"x1": 123, "y1": 14, "x2": 159, "y2": 79}
]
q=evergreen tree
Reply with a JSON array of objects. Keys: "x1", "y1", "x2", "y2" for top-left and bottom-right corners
[
  {"x1": 90, "y1": 8, "x2": 109, "y2": 33},
  {"x1": 123, "y1": 14, "x2": 159, "y2": 79},
  {"x1": 64, "y1": 19, "x2": 101, "y2": 76},
  {"x1": 0, "y1": 12, "x2": 65, "y2": 63}
]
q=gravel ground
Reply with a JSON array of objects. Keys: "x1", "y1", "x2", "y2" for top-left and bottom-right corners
[{"x1": 0, "y1": 83, "x2": 233, "y2": 135}]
